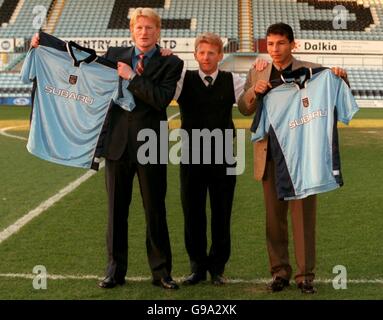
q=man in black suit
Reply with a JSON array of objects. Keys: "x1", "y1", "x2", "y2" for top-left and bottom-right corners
[
  {"x1": 97, "y1": 8, "x2": 183, "y2": 289},
  {"x1": 32, "y1": 8, "x2": 183, "y2": 289},
  {"x1": 173, "y1": 33, "x2": 245, "y2": 285}
]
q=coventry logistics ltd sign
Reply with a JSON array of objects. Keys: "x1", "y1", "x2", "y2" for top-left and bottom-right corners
[{"x1": 61, "y1": 38, "x2": 228, "y2": 53}]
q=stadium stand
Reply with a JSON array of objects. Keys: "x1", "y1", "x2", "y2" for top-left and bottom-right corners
[
  {"x1": 0, "y1": 0, "x2": 53, "y2": 38},
  {"x1": 53, "y1": 0, "x2": 238, "y2": 39},
  {"x1": 349, "y1": 67, "x2": 383, "y2": 99},
  {"x1": 0, "y1": 0, "x2": 19, "y2": 27},
  {"x1": 1, "y1": 0, "x2": 381, "y2": 42},
  {"x1": 299, "y1": 0, "x2": 374, "y2": 32},
  {"x1": 1, "y1": 52, "x2": 26, "y2": 71},
  {"x1": 0, "y1": 72, "x2": 31, "y2": 97},
  {"x1": 0, "y1": 0, "x2": 382, "y2": 103},
  {"x1": 253, "y1": 0, "x2": 383, "y2": 40}
]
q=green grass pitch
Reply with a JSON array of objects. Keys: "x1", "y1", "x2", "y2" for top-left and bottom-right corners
[{"x1": 0, "y1": 106, "x2": 382, "y2": 300}]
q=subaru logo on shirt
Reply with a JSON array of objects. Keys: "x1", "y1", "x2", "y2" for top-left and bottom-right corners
[
  {"x1": 45, "y1": 85, "x2": 94, "y2": 105},
  {"x1": 69, "y1": 75, "x2": 78, "y2": 85},
  {"x1": 289, "y1": 109, "x2": 327, "y2": 129}
]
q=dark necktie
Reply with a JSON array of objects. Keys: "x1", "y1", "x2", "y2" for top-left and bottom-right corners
[
  {"x1": 204, "y1": 75, "x2": 213, "y2": 88},
  {"x1": 135, "y1": 53, "x2": 145, "y2": 75}
]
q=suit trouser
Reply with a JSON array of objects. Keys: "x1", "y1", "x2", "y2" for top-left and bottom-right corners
[
  {"x1": 104, "y1": 158, "x2": 172, "y2": 281},
  {"x1": 180, "y1": 164, "x2": 236, "y2": 276},
  {"x1": 262, "y1": 161, "x2": 316, "y2": 284}
]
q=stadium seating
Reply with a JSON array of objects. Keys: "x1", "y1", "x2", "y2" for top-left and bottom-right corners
[
  {"x1": 1, "y1": 0, "x2": 383, "y2": 41},
  {"x1": 0, "y1": 0, "x2": 53, "y2": 38},
  {"x1": 0, "y1": 0, "x2": 382, "y2": 101},
  {"x1": 253, "y1": 0, "x2": 383, "y2": 40},
  {"x1": 348, "y1": 67, "x2": 383, "y2": 99},
  {"x1": 1, "y1": 52, "x2": 26, "y2": 71},
  {"x1": 53, "y1": 0, "x2": 238, "y2": 39},
  {"x1": 0, "y1": 0, "x2": 19, "y2": 26},
  {"x1": 0, "y1": 72, "x2": 31, "y2": 97}
]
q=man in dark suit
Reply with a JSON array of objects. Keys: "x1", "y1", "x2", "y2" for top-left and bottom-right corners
[
  {"x1": 32, "y1": 8, "x2": 183, "y2": 290},
  {"x1": 173, "y1": 33, "x2": 245, "y2": 286},
  {"x1": 97, "y1": 8, "x2": 183, "y2": 290}
]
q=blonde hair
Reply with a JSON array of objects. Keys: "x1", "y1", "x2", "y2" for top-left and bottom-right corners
[
  {"x1": 194, "y1": 32, "x2": 223, "y2": 53},
  {"x1": 129, "y1": 7, "x2": 161, "y2": 29}
]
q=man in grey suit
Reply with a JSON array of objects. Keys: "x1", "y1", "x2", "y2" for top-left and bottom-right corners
[{"x1": 238, "y1": 23, "x2": 348, "y2": 294}]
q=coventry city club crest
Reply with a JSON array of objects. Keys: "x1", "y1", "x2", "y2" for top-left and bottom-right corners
[
  {"x1": 302, "y1": 97, "x2": 310, "y2": 108},
  {"x1": 69, "y1": 75, "x2": 78, "y2": 85}
]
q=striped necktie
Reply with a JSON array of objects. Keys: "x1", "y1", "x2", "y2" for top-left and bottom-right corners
[
  {"x1": 135, "y1": 53, "x2": 145, "y2": 75},
  {"x1": 204, "y1": 75, "x2": 213, "y2": 88}
]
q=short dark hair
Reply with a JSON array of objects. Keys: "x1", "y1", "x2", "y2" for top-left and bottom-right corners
[{"x1": 266, "y1": 23, "x2": 294, "y2": 42}]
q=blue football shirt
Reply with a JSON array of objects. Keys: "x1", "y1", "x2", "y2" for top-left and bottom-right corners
[
  {"x1": 21, "y1": 32, "x2": 120, "y2": 169},
  {"x1": 252, "y1": 68, "x2": 359, "y2": 200}
]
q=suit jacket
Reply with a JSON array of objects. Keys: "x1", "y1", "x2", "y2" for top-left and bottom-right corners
[
  {"x1": 100, "y1": 45, "x2": 184, "y2": 161},
  {"x1": 237, "y1": 57, "x2": 321, "y2": 181}
]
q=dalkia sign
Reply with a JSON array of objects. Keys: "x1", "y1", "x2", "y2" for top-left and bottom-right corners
[{"x1": 293, "y1": 39, "x2": 383, "y2": 55}]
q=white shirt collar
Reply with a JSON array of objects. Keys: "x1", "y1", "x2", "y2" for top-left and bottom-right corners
[{"x1": 199, "y1": 69, "x2": 219, "y2": 86}]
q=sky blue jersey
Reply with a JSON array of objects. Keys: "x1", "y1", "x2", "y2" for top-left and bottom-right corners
[
  {"x1": 20, "y1": 32, "x2": 119, "y2": 169},
  {"x1": 251, "y1": 67, "x2": 359, "y2": 200}
]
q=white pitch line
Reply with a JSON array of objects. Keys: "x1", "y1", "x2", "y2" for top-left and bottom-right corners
[
  {"x1": 0, "y1": 273, "x2": 382, "y2": 284},
  {"x1": 0, "y1": 126, "x2": 28, "y2": 141},
  {"x1": 0, "y1": 161, "x2": 104, "y2": 244},
  {"x1": 0, "y1": 121, "x2": 105, "y2": 243},
  {"x1": 2, "y1": 113, "x2": 382, "y2": 287},
  {"x1": 0, "y1": 273, "x2": 101, "y2": 280},
  {"x1": 0, "y1": 114, "x2": 179, "y2": 244}
]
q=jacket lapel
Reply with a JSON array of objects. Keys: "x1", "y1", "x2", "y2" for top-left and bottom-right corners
[
  {"x1": 143, "y1": 45, "x2": 162, "y2": 74},
  {"x1": 291, "y1": 57, "x2": 303, "y2": 71},
  {"x1": 120, "y1": 46, "x2": 135, "y2": 67},
  {"x1": 117, "y1": 47, "x2": 134, "y2": 98},
  {"x1": 252, "y1": 62, "x2": 273, "y2": 84}
]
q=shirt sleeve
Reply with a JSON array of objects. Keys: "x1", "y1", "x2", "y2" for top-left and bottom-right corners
[
  {"x1": 335, "y1": 77, "x2": 359, "y2": 125},
  {"x1": 20, "y1": 48, "x2": 37, "y2": 83},
  {"x1": 173, "y1": 67, "x2": 187, "y2": 101},
  {"x1": 232, "y1": 72, "x2": 246, "y2": 103}
]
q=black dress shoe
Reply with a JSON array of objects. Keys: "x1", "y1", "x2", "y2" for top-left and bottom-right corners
[
  {"x1": 298, "y1": 280, "x2": 317, "y2": 294},
  {"x1": 183, "y1": 272, "x2": 207, "y2": 285},
  {"x1": 211, "y1": 274, "x2": 226, "y2": 285},
  {"x1": 267, "y1": 277, "x2": 290, "y2": 292},
  {"x1": 98, "y1": 276, "x2": 126, "y2": 289},
  {"x1": 152, "y1": 276, "x2": 179, "y2": 290}
]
